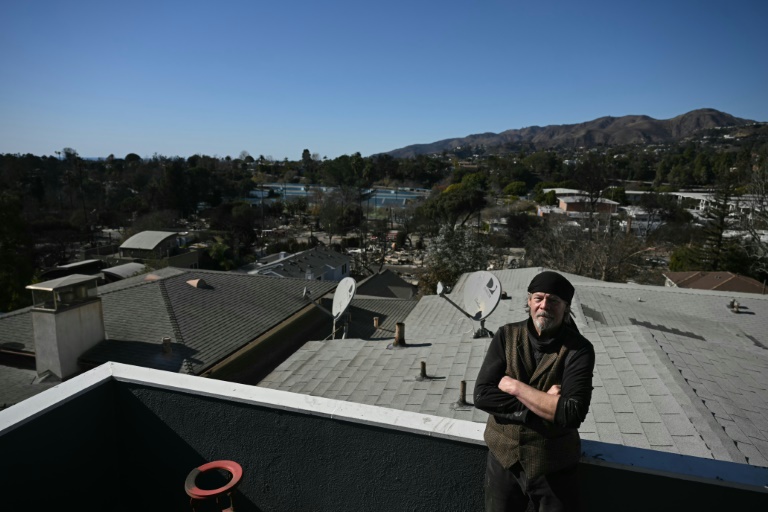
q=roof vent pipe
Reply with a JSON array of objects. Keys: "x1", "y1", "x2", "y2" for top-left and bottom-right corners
[
  {"x1": 394, "y1": 322, "x2": 405, "y2": 346},
  {"x1": 162, "y1": 336, "x2": 172, "y2": 354},
  {"x1": 458, "y1": 380, "x2": 468, "y2": 406},
  {"x1": 373, "y1": 316, "x2": 380, "y2": 328}
]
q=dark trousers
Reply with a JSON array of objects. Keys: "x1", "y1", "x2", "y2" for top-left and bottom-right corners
[{"x1": 484, "y1": 451, "x2": 582, "y2": 512}]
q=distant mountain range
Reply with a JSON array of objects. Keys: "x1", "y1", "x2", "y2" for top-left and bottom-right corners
[{"x1": 383, "y1": 108, "x2": 759, "y2": 158}]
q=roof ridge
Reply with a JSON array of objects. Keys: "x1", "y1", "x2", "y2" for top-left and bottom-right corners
[
  {"x1": 676, "y1": 271, "x2": 704, "y2": 286},
  {"x1": 711, "y1": 274, "x2": 738, "y2": 290},
  {"x1": 158, "y1": 280, "x2": 186, "y2": 363}
]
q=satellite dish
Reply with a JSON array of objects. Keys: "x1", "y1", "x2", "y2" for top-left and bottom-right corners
[
  {"x1": 332, "y1": 277, "x2": 356, "y2": 320},
  {"x1": 462, "y1": 270, "x2": 502, "y2": 321},
  {"x1": 435, "y1": 271, "x2": 501, "y2": 338}
]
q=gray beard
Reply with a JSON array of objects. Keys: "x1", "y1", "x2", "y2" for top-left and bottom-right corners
[{"x1": 534, "y1": 314, "x2": 562, "y2": 335}]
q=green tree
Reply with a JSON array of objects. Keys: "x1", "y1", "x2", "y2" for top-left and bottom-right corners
[
  {"x1": 502, "y1": 181, "x2": 527, "y2": 197},
  {"x1": 208, "y1": 241, "x2": 235, "y2": 271},
  {"x1": 418, "y1": 172, "x2": 488, "y2": 232},
  {"x1": 0, "y1": 192, "x2": 36, "y2": 311}
]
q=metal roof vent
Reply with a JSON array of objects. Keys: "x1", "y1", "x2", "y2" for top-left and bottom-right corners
[
  {"x1": 162, "y1": 336, "x2": 172, "y2": 354},
  {"x1": 187, "y1": 278, "x2": 210, "y2": 289}
]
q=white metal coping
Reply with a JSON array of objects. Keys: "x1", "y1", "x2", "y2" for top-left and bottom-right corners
[{"x1": 1, "y1": 362, "x2": 766, "y2": 492}]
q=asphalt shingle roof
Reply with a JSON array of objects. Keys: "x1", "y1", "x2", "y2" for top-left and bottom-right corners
[
  {"x1": 355, "y1": 269, "x2": 417, "y2": 299},
  {"x1": 0, "y1": 268, "x2": 338, "y2": 385},
  {"x1": 85, "y1": 270, "x2": 338, "y2": 374},
  {"x1": 259, "y1": 267, "x2": 768, "y2": 469},
  {"x1": 317, "y1": 296, "x2": 419, "y2": 341}
]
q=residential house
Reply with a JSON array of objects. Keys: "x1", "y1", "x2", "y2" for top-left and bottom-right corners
[
  {"x1": 117, "y1": 230, "x2": 201, "y2": 269},
  {"x1": 0, "y1": 268, "x2": 339, "y2": 407},
  {"x1": 558, "y1": 195, "x2": 620, "y2": 215},
  {"x1": 0, "y1": 264, "x2": 420, "y2": 408}
]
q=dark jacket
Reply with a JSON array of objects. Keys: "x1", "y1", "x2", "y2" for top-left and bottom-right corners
[{"x1": 474, "y1": 318, "x2": 595, "y2": 479}]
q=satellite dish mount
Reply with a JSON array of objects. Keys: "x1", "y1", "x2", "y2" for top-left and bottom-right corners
[
  {"x1": 304, "y1": 277, "x2": 357, "y2": 339},
  {"x1": 437, "y1": 271, "x2": 502, "y2": 338}
]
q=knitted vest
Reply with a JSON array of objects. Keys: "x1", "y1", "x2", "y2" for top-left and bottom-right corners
[{"x1": 483, "y1": 320, "x2": 581, "y2": 480}]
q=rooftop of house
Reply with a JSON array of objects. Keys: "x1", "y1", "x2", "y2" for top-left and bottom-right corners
[
  {"x1": 354, "y1": 268, "x2": 417, "y2": 300},
  {"x1": 663, "y1": 271, "x2": 768, "y2": 295},
  {"x1": 241, "y1": 245, "x2": 350, "y2": 280},
  {"x1": 259, "y1": 267, "x2": 768, "y2": 470},
  {"x1": 119, "y1": 230, "x2": 180, "y2": 250},
  {"x1": 559, "y1": 196, "x2": 620, "y2": 205},
  {"x1": 4, "y1": 262, "x2": 768, "y2": 503},
  {"x1": 101, "y1": 261, "x2": 147, "y2": 280},
  {"x1": 0, "y1": 265, "x2": 423, "y2": 409},
  {"x1": 0, "y1": 267, "x2": 339, "y2": 405}
]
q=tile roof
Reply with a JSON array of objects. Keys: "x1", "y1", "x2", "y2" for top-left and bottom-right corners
[
  {"x1": 663, "y1": 271, "x2": 767, "y2": 294},
  {"x1": 259, "y1": 266, "x2": 768, "y2": 469}
]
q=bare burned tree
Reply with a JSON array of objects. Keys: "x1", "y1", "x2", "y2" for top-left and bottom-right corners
[
  {"x1": 572, "y1": 153, "x2": 612, "y2": 239},
  {"x1": 743, "y1": 156, "x2": 768, "y2": 277},
  {"x1": 525, "y1": 215, "x2": 653, "y2": 283}
]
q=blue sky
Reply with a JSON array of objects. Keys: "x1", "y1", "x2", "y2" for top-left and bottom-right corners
[{"x1": 1, "y1": 0, "x2": 766, "y2": 161}]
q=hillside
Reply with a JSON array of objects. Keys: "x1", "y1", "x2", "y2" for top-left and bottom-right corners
[{"x1": 384, "y1": 108, "x2": 758, "y2": 158}]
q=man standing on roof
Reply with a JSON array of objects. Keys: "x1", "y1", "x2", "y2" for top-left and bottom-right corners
[{"x1": 474, "y1": 271, "x2": 595, "y2": 512}]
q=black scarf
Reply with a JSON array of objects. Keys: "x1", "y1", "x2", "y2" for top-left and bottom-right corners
[{"x1": 526, "y1": 318, "x2": 563, "y2": 366}]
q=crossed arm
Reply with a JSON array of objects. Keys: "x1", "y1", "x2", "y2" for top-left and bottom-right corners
[
  {"x1": 474, "y1": 325, "x2": 594, "y2": 428},
  {"x1": 498, "y1": 377, "x2": 561, "y2": 422}
]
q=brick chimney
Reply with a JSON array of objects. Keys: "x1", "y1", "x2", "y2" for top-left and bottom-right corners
[{"x1": 26, "y1": 274, "x2": 105, "y2": 380}]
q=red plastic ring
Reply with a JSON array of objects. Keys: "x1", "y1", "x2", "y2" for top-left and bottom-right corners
[{"x1": 184, "y1": 460, "x2": 243, "y2": 499}]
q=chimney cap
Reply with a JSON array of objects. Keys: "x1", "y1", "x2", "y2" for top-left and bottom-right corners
[{"x1": 26, "y1": 274, "x2": 99, "y2": 292}]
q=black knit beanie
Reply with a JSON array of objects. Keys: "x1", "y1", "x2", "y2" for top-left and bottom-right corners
[{"x1": 527, "y1": 271, "x2": 575, "y2": 304}]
